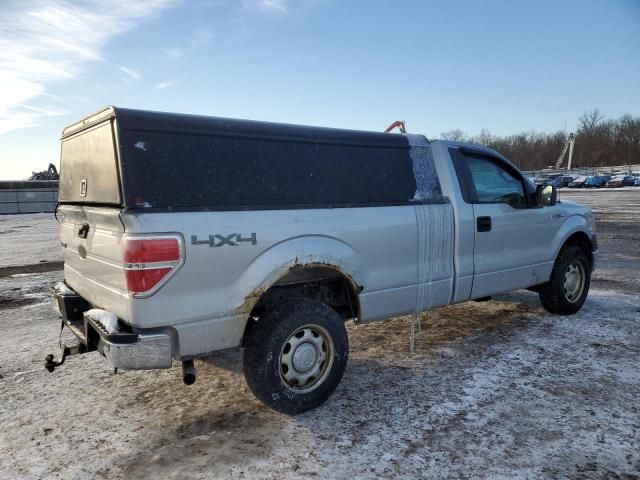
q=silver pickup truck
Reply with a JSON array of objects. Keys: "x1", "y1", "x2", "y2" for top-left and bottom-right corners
[{"x1": 47, "y1": 107, "x2": 597, "y2": 414}]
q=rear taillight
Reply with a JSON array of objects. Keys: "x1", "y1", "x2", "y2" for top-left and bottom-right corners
[{"x1": 123, "y1": 236, "x2": 184, "y2": 296}]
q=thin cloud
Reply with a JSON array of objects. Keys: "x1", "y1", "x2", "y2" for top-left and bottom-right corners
[
  {"x1": 0, "y1": 0, "x2": 177, "y2": 135},
  {"x1": 161, "y1": 0, "x2": 308, "y2": 62},
  {"x1": 155, "y1": 80, "x2": 179, "y2": 90},
  {"x1": 243, "y1": 0, "x2": 288, "y2": 14},
  {"x1": 188, "y1": 28, "x2": 215, "y2": 48},
  {"x1": 160, "y1": 30, "x2": 213, "y2": 62},
  {"x1": 229, "y1": 0, "x2": 326, "y2": 40},
  {"x1": 260, "y1": 0, "x2": 288, "y2": 13},
  {"x1": 164, "y1": 47, "x2": 184, "y2": 60},
  {"x1": 0, "y1": 104, "x2": 69, "y2": 134},
  {"x1": 118, "y1": 65, "x2": 142, "y2": 80}
]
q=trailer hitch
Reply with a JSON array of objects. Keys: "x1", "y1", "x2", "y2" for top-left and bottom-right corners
[{"x1": 44, "y1": 343, "x2": 85, "y2": 372}]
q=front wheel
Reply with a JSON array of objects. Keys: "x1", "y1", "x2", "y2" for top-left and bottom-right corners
[
  {"x1": 243, "y1": 298, "x2": 349, "y2": 415},
  {"x1": 539, "y1": 245, "x2": 590, "y2": 314}
]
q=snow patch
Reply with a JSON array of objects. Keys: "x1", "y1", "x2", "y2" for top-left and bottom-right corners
[
  {"x1": 53, "y1": 281, "x2": 75, "y2": 296},
  {"x1": 85, "y1": 309, "x2": 119, "y2": 334}
]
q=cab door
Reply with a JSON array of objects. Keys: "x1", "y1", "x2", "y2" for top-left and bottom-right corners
[{"x1": 450, "y1": 147, "x2": 557, "y2": 298}]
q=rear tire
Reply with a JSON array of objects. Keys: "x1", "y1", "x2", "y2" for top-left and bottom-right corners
[
  {"x1": 539, "y1": 245, "x2": 590, "y2": 314},
  {"x1": 243, "y1": 298, "x2": 348, "y2": 415}
]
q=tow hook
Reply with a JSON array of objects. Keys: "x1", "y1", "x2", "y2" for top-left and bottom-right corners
[
  {"x1": 44, "y1": 343, "x2": 85, "y2": 372},
  {"x1": 182, "y1": 359, "x2": 196, "y2": 385}
]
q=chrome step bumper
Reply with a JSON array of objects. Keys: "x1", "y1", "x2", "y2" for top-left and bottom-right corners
[{"x1": 49, "y1": 282, "x2": 173, "y2": 371}]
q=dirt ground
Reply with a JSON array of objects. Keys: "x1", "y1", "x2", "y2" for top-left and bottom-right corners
[{"x1": 0, "y1": 190, "x2": 639, "y2": 479}]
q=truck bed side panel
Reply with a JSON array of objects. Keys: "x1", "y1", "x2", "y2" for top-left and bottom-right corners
[{"x1": 120, "y1": 206, "x2": 419, "y2": 354}]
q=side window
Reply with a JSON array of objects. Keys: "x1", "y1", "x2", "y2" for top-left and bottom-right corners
[{"x1": 467, "y1": 156, "x2": 526, "y2": 208}]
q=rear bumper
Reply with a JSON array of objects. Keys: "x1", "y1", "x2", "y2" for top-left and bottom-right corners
[
  {"x1": 51, "y1": 282, "x2": 172, "y2": 370},
  {"x1": 93, "y1": 319, "x2": 172, "y2": 370}
]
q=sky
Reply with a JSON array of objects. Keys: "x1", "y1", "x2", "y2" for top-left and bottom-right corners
[{"x1": 0, "y1": 0, "x2": 639, "y2": 180}]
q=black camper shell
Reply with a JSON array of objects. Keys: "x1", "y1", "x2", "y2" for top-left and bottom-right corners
[{"x1": 59, "y1": 107, "x2": 440, "y2": 212}]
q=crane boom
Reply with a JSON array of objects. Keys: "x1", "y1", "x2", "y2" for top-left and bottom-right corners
[
  {"x1": 567, "y1": 135, "x2": 575, "y2": 170},
  {"x1": 555, "y1": 133, "x2": 575, "y2": 170}
]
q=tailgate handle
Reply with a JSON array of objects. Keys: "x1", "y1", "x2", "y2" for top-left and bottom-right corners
[
  {"x1": 477, "y1": 216, "x2": 492, "y2": 232},
  {"x1": 77, "y1": 224, "x2": 90, "y2": 239}
]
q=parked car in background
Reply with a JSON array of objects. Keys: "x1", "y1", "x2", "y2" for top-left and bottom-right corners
[
  {"x1": 558, "y1": 175, "x2": 575, "y2": 187},
  {"x1": 568, "y1": 176, "x2": 588, "y2": 188},
  {"x1": 545, "y1": 178, "x2": 561, "y2": 188},
  {"x1": 535, "y1": 176, "x2": 564, "y2": 188},
  {"x1": 634, "y1": 177, "x2": 640, "y2": 186},
  {"x1": 605, "y1": 175, "x2": 635, "y2": 188},
  {"x1": 585, "y1": 175, "x2": 612, "y2": 188}
]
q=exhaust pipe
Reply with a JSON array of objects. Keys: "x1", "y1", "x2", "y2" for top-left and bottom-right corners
[{"x1": 182, "y1": 359, "x2": 196, "y2": 385}]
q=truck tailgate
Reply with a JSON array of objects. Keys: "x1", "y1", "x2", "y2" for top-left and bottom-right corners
[{"x1": 59, "y1": 205, "x2": 129, "y2": 319}]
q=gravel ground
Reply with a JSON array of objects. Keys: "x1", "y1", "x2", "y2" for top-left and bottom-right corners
[
  {"x1": 0, "y1": 213, "x2": 60, "y2": 270},
  {"x1": 0, "y1": 190, "x2": 639, "y2": 479}
]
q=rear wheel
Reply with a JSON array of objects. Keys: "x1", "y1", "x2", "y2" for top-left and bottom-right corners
[
  {"x1": 243, "y1": 298, "x2": 348, "y2": 414},
  {"x1": 539, "y1": 245, "x2": 590, "y2": 314}
]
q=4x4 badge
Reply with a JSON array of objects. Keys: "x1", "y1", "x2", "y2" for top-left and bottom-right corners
[{"x1": 191, "y1": 233, "x2": 257, "y2": 247}]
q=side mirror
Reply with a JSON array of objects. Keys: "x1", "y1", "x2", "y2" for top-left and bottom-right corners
[{"x1": 536, "y1": 184, "x2": 557, "y2": 207}]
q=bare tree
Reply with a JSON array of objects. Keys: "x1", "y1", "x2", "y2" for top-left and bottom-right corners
[
  {"x1": 460, "y1": 110, "x2": 640, "y2": 170},
  {"x1": 578, "y1": 108, "x2": 605, "y2": 133},
  {"x1": 440, "y1": 129, "x2": 469, "y2": 142},
  {"x1": 475, "y1": 129, "x2": 494, "y2": 146}
]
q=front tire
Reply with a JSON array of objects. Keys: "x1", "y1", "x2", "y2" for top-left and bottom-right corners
[
  {"x1": 243, "y1": 298, "x2": 349, "y2": 415},
  {"x1": 539, "y1": 245, "x2": 590, "y2": 314}
]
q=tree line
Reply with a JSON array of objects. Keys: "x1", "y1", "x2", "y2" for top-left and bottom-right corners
[{"x1": 440, "y1": 109, "x2": 640, "y2": 171}]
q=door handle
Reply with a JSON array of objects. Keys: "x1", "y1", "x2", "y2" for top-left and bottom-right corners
[
  {"x1": 77, "y1": 223, "x2": 90, "y2": 239},
  {"x1": 477, "y1": 216, "x2": 492, "y2": 232}
]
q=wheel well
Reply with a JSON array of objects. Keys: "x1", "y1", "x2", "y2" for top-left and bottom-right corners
[
  {"x1": 562, "y1": 232, "x2": 594, "y2": 268},
  {"x1": 248, "y1": 266, "x2": 361, "y2": 322}
]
